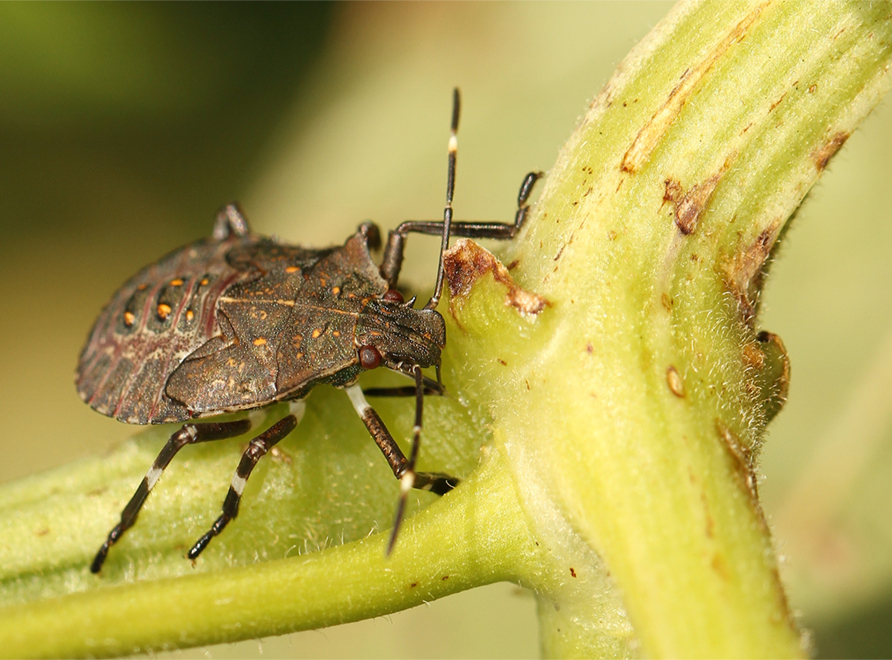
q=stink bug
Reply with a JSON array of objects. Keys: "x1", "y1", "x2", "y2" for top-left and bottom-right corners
[{"x1": 78, "y1": 89, "x2": 542, "y2": 573}]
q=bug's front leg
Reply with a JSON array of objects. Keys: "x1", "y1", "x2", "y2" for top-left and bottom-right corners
[{"x1": 344, "y1": 375, "x2": 457, "y2": 555}]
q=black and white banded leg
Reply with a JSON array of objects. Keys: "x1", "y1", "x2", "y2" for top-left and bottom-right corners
[
  {"x1": 91, "y1": 417, "x2": 254, "y2": 573},
  {"x1": 345, "y1": 374, "x2": 456, "y2": 554},
  {"x1": 188, "y1": 400, "x2": 306, "y2": 560}
]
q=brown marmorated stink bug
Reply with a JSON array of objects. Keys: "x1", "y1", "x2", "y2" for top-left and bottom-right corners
[{"x1": 78, "y1": 90, "x2": 541, "y2": 573}]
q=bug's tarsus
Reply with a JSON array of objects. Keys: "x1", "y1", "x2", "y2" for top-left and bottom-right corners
[
  {"x1": 188, "y1": 405, "x2": 304, "y2": 561},
  {"x1": 90, "y1": 418, "x2": 252, "y2": 573},
  {"x1": 514, "y1": 170, "x2": 545, "y2": 229},
  {"x1": 213, "y1": 203, "x2": 251, "y2": 241}
]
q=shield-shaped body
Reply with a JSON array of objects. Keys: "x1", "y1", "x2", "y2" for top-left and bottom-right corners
[{"x1": 77, "y1": 223, "x2": 395, "y2": 424}]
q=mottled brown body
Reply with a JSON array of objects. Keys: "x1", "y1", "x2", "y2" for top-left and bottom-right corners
[{"x1": 76, "y1": 221, "x2": 444, "y2": 425}]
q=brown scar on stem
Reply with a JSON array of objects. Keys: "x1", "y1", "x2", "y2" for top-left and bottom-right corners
[
  {"x1": 663, "y1": 152, "x2": 736, "y2": 235},
  {"x1": 702, "y1": 490, "x2": 715, "y2": 539},
  {"x1": 714, "y1": 419, "x2": 760, "y2": 506},
  {"x1": 714, "y1": 416, "x2": 793, "y2": 634},
  {"x1": 811, "y1": 131, "x2": 850, "y2": 171},
  {"x1": 444, "y1": 239, "x2": 550, "y2": 318},
  {"x1": 768, "y1": 92, "x2": 787, "y2": 112},
  {"x1": 666, "y1": 365, "x2": 686, "y2": 398},
  {"x1": 723, "y1": 220, "x2": 781, "y2": 326},
  {"x1": 621, "y1": 2, "x2": 767, "y2": 173}
]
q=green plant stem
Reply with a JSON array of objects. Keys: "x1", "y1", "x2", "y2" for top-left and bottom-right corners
[
  {"x1": 1, "y1": 1, "x2": 891, "y2": 658},
  {"x1": 0, "y1": 448, "x2": 520, "y2": 657},
  {"x1": 446, "y1": 1, "x2": 892, "y2": 656}
]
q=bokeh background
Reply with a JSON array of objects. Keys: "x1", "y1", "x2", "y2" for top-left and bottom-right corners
[{"x1": 1, "y1": 3, "x2": 891, "y2": 658}]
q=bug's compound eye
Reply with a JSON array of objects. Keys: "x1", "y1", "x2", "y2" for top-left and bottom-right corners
[
  {"x1": 382, "y1": 289, "x2": 404, "y2": 304},
  {"x1": 359, "y1": 345, "x2": 382, "y2": 370}
]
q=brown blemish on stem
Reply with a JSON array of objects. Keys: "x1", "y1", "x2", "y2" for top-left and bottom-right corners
[
  {"x1": 663, "y1": 153, "x2": 736, "y2": 235},
  {"x1": 741, "y1": 341, "x2": 765, "y2": 371},
  {"x1": 715, "y1": 418, "x2": 795, "y2": 625},
  {"x1": 812, "y1": 131, "x2": 850, "y2": 171},
  {"x1": 724, "y1": 220, "x2": 780, "y2": 325},
  {"x1": 715, "y1": 419, "x2": 758, "y2": 503},
  {"x1": 768, "y1": 92, "x2": 787, "y2": 112},
  {"x1": 702, "y1": 491, "x2": 715, "y2": 539},
  {"x1": 444, "y1": 239, "x2": 549, "y2": 317},
  {"x1": 621, "y1": 2, "x2": 767, "y2": 173},
  {"x1": 662, "y1": 179, "x2": 684, "y2": 208},
  {"x1": 666, "y1": 365, "x2": 686, "y2": 398}
]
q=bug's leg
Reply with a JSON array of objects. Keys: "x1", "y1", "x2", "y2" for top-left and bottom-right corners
[
  {"x1": 91, "y1": 418, "x2": 253, "y2": 574},
  {"x1": 213, "y1": 202, "x2": 251, "y2": 240},
  {"x1": 344, "y1": 380, "x2": 457, "y2": 553},
  {"x1": 187, "y1": 402, "x2": 304, "y2": 561}
]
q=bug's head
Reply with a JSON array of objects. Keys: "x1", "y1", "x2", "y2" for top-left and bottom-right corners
[{"x1": 356, "y1": 294, "x2": 446, "y2": 373}]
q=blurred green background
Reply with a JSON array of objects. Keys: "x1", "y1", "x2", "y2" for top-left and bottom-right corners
[{"x1": 1, "y1": 3, "x2": 891, "y2": 658}]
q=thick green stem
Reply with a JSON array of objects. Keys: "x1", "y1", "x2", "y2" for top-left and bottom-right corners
[{"x1": 467, "y1": 1, "x2": 891, "y2": 656}]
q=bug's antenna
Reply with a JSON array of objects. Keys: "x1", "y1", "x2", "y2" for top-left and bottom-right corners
[{"x1": 423, "y1": 88, "x2": 460, "y2": 311}]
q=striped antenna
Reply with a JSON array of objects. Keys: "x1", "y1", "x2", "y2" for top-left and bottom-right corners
[{"x1": 424, "y1": 88, "x2": 460, "y2": 310}]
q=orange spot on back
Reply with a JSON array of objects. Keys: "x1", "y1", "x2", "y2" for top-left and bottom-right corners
[
  {"x1": 253, "y1": 337, "x2": 267, "y2": 346},
  {"x1": 123, "y1": 311, "x2": 136, "y2": 326},
  {"x1": 169, "y1": 278, "x2": 184, "y2": 287},
  {"x1": 285, "y1": 266, "x2": 299, "y2": 273},
  {"x1": 311, "y1": 329, "x2": 322, "y2": 338},
  {"x1": 157, "y1": 303, "x2": 172, "y2": 320}
]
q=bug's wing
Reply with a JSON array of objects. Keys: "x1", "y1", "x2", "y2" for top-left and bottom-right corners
[
  {"x1": 165, "y1": 228, "x2": 388, "y2": 414},
  {"x1": 76, "y1": 235, "x2": 265, "y2": 424}
]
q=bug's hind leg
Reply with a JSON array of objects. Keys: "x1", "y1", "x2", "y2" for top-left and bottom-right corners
[
  {"x1": 187, "y1": 402, "x2": 304, "y2": 561},
  {"x1": 345, "y1": 376, "x2": 458, "y2": 554},
  {"x1": 91, "y1": 418, "x2": 253, "y2": 574}
]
